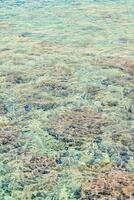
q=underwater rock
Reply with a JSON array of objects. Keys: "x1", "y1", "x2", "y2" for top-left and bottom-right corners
[
  {"x1": 1, "y1": 177, "x2": 13, "y2": 194},
  {"x1": 93, "y1": 136, "x2": 102, "y2": 144},
  {"x1": 55, "y1": 158, "x2": 62, "y2": 165},
  {"x1": 127, "y1": 104, "x2": 133, "y2": 113},
  {"x1": 73, "y1": 187, "x2": 81, "y2": 199},
  {"x1": 123, "y1": 89, "x2": 134, "y2": 99},
  {"x1": 15, "y1": 180, "x2": 25, "y2": 191},
  {"x1": 31, "y1": 191, "x2": 47, "y2": 199},
  {"x1": 0, "y1": 48, "x2": 10, "y2": 52},
  {"x1": 0, "y1": 102, "x2": 8, "y2": 115},
  {"x1": 24, "y1": 104, "x2": 32, "y2": 112},
  {"x1": 85, "y1": 136, "x2": 134, "y2": 170},
  {"x1": 101, "y1": 78, "x2": 111, "y2": 86},
  {"x1": 19, "y1": 32, "x2": 31, "y2": 38},
  {"x1": 101, "y1": 99, "x2": 118, "y2": 107},
  {"x1": 6, "y1": 72, "x2": 30, "y2": 85}
]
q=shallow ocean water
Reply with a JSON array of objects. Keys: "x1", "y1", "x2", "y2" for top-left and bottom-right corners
[{"x1": 0, "y1": 0, "x2": 134, "y2": 199}]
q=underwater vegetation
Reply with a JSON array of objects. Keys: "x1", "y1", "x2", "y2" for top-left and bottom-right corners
[
  {"x1": 81, "y1": 169, "x2": 134, "y2": 199},
  {"x1": 0, "y1": 0, "x2": 134, "y2": 199}
]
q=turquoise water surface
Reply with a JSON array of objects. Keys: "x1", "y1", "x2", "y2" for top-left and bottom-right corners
[{"x1": 0, "y1": 0, "x2": 134, "y2": 199}]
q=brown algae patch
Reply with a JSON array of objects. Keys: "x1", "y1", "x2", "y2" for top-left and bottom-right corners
[
  {"x1": 1, "y1": 152, "x2": 59, "y2": 199},
  {"x1": 29, "y1": 98, "x2": 60, "y2": 111},
  {"x1": 81, "y1": 170, "x2": 134, "y2": 200},
  {"x1": 23, "y1": 153, "x2": 57, "y2": 175},
  {"x1": 38, "y1": 79, "x2": 69, "y2": 98},
  {"x1": 0, "y1": 125, "x2": 24, "y2": 155},
  {"x1": 122, "y1": 60, "x2": 134, "y2": 75},
  {"x1": 0, "y1": 130, "x2": 16, "y2": 146},
  {"x1": 48, "y1": 107, "x2": 108, "y2": 146},
  {"x1": 21, "y1": 153, "x2": 59, "y2": 191}
]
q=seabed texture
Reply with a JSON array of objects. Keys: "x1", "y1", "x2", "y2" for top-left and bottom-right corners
[{"x1": 0, "y1": 0, "x2": 134, "y2": 200}]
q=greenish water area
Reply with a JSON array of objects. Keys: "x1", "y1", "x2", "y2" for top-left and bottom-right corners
[{"x1": 0, "y1": 0, "x2": 134, "y2": 199}]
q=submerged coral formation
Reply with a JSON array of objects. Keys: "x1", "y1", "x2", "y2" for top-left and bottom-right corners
[{"x1": 0, "y1": 0, "x2": 134, "y2": 199}]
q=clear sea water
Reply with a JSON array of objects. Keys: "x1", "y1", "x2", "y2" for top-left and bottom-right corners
[{"x1": 0, "y1": 0, "x2": 134, "y2": 199}]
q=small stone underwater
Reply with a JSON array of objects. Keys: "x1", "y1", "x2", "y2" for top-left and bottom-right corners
[{"x1": 0, "y1": 0, "x2": 134, "y2": 199}]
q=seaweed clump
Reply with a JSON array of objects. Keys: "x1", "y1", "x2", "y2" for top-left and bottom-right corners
[
  {"x1": 48, "y1": 107, "x2": 108, "y2": 146},
  {"x1": 0, "y1": 131, "x2": 16, "y2": 146},
  {"x1": 23, "y1": 154, "x2": 57, "y2": 175},
  {"x1": 18, "y1": 153, "x2": 59, "y2": 198},
  {"x1": 0, "y1": 123, "x2": 22, "y2": 155},
  {"x1": 122, "y1": 61, "x2": 134, "y2": 75},
  {"x1": 81, "y1": 170, "x2": 134, "y2": 200}
]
